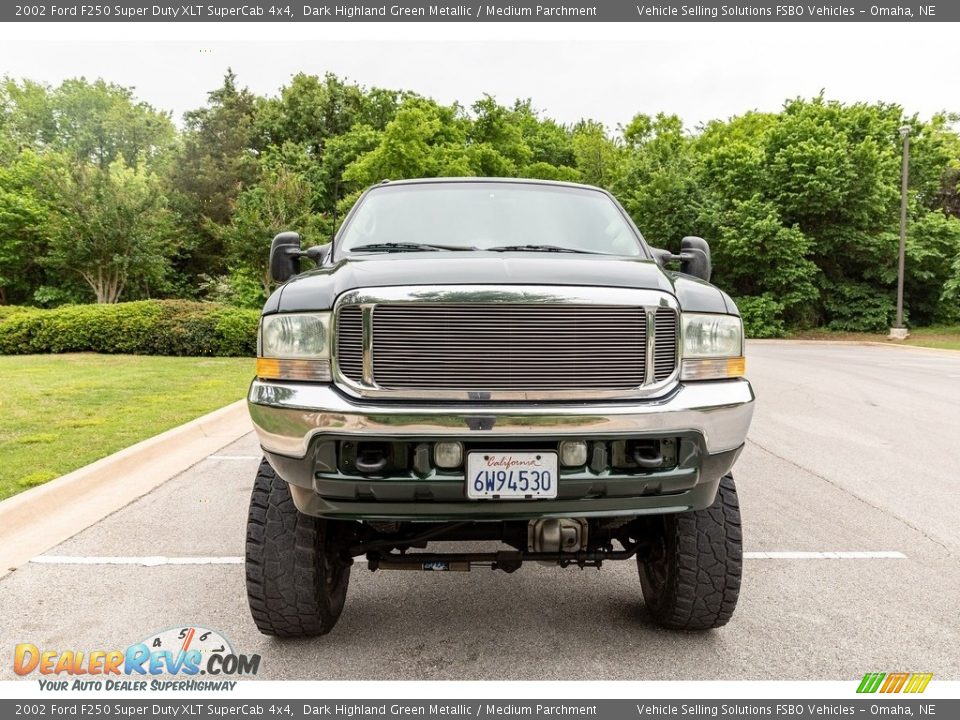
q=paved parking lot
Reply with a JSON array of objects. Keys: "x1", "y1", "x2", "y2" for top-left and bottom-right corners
[{"x1": 1, "y1": 342, "x2": 958, "y2": 680}]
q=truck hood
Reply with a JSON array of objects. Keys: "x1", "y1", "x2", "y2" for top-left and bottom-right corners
[{"x1": 267, "y1": 252, "x2": 735, "y2": 315}]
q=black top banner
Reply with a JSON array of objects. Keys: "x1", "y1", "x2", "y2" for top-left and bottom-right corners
[{"x1": 2, "y1": 0, "x2": 952, "y2": 22}]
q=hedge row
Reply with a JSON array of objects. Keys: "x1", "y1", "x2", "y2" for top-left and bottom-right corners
[{"x1": 0, "y1": 300, "x2": 260, "y2": 356}]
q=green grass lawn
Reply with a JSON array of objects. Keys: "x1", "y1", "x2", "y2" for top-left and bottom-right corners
[
  {"x1": 788, "y1": 326, "x2": 960, "y2": 351},
  {"x1": 0, "y1": 354, "x2": 254, "y2": 501}
]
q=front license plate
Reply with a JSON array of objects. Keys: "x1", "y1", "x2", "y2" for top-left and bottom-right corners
[{"x1": 466, "y1": 452, "x2": 558, "y2": 500}]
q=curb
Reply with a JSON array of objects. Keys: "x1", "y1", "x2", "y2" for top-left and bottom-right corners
[
  {"x1": 748, "y1": 339, "x2": 960, "y2": 355},
  {"x1": 859, "y1": 341, "x2": 960, "y2": 355},
  {"x1": 0, "y1": 400, "x2": 253, "y2": 577}
]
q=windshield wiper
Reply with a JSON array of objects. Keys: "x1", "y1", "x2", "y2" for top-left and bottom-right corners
[
  {"x1": 487, "y1": 244, "x2": 597, "y2": 254},
  {"x1": 349, "y1": 242, "x2": 477, "y2": 253}
]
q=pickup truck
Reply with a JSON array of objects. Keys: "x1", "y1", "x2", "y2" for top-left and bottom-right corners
[{"x1": 245, "y1": 178, "x2": 755, "y2": 637}]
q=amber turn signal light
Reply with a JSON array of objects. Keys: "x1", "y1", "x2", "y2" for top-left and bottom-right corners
[
  {"x1": 255, "y1": 358, "x2": 332, "y2": 382},
  {"x1": 680, "y1": 357, "x2": 746, "y2": 381}
]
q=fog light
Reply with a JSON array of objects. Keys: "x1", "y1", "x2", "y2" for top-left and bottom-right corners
[
  {"x1": 434, "y1": 442, "x2": 463, "y2": 469},
  {"x1": 559, "y1": 441, "x2": 588, "y2": 467}
]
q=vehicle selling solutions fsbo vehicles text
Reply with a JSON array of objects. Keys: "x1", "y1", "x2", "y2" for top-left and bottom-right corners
[{"x1": 635, "y1": 4, "x2": 860, "y2": 17}]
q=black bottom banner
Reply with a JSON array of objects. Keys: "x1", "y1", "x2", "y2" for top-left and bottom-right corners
[{"x1": 1, "y1": 699, "x2": 954, "y2": 719}]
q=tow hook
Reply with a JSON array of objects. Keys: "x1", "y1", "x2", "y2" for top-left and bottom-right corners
[
  {"x1": 632, "y1": 445, "x2": 663, "y2": 468},
  {"x1": 354, "y1": 448, "x2": 388, "y2": 473}
]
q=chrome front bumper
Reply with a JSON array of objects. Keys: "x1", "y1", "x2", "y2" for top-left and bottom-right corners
[{"x1": 247, "y1": 378, "x2": 755, "y2": 459}]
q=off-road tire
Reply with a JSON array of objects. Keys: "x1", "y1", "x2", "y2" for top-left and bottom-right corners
[
  {"x1": 638, "y1": 473, "x2": 742, "y2": 631},
  {"x1": 245, "y1": 459, "x2": 350, "y2": 637}
]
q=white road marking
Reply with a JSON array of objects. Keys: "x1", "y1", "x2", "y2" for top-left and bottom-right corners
[
  {"x1": 744, "y1": 551, "x2": 906, "y2": 559},
  {"x1": 31, "y1": 555, "x2": 244, "y2": 566},
  {"x1": 207, "y1": 455, "x2": 260, "y2": 460},
  {"x1": 30, "y1": 551, "x2": 907, "y2": 566}
]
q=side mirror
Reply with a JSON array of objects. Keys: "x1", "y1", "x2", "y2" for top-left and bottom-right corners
[
  {"x1": 679, "y1": 236, "x2": 711, "y2": 282},
  {"x1": 270, "y1": 232, "x2": 302, "y2": 283},
  {"x1": 270, "y1": 233, "x2": 332, "y2": 284},
  {"x1": 649, "y1": 237, "x2": 712, "y2": 282}
]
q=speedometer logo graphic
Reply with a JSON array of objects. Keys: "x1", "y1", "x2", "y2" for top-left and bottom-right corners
[{"x1": 140, "y1": 626, "x2": 233, "y2": 671}]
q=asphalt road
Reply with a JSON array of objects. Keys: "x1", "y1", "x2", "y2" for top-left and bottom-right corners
[{"x1": 1, "y1": 342, "x2": 958, "y2": 681}]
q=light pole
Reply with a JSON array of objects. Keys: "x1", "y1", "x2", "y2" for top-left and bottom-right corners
[{"x1": 890, "y1": 125, "x2": 911, "y2": 340}]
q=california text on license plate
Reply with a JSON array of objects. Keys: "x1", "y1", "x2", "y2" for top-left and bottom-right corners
[{"x1": 466, "y1": 452, "x2": 558, "y2": 500}]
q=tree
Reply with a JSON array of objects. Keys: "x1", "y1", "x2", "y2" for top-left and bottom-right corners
[
  {"x1": 342, "y1": 98, "x2": 476, "y2": 186},
  {"x1": 468, "y1": 95, "x2": 533, "y2": 175},
  {"x1": 1, "y1": 77, "x2": 177, "y2": 306},
  {"x1": 215, "y1": 166, "x2": 322, "y2": 297},
  {"x1": 682, "y1": 97, "x2": 960, "y2": 331},
  {"x1": 571, "y1": 120, "x2": 624, "y2": 188},
  {"x1": 763, "y1": 98, "x2": 902, "y2": 301},
  {"x1": 167, "y1": 71, "x2": 260, "y2": 283},
  {"x1": 45, "y1": 159, "x2": 174, "y2": 303},
  {"x1": 256, "y1": 73, "x2": 396, "y2": 155},
  {"x1": 1, "y1": 77, "x2": 174, "y2": 168},
  {"x1": 317, "y1": 124, "x2": 382, "y2": 230},
  {"x1": 703, "y1": 196, "x2": 819, "y2": 327},
  {"x1": 904, "y1": 208, "x2": 960, "y2": 324},
  {"x1": 0, "y1": 77, "x2": 58, "y2": 152},
  {"x1": 254, "y1": 73, "x2": 411, "y2": 219},
  {"x1": 52, "y1": 78, "x2": 175, "y2": 168},
  {"x1": 512, "y1": 99, "x2": 577, "y2": 169},
  {"x1": 0, "y1": 151, "x2": 53, "y2": 304},
  {"x1": 615, "y1": 113, "x2": 701, "y2": 248},
  {"x1": 171, "y1": 71, "x2": 259, "y2": 227}
]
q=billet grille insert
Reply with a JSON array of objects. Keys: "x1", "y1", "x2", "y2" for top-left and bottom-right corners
[
  {"x1": 335, "y1": 302, "x2": 682, "y2": 394},
  {"x1": 372, "y1": 304, "x2": 647, "y2": 391},
  {"x1": 653, "y1": 307, "x2": 678, "y2": 382},
  {"x1": 336, "y1": 306, "x2": 364, "y2": 383}
]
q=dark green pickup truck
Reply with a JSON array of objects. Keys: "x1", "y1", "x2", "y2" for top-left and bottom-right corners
[{"x1": 245, "y1": 178, "x2": 755, "y2": 637}]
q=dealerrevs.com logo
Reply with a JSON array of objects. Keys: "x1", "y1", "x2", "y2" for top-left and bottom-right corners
[
  {"x1": 857, "y1": 673, "x2": 933, "y2": 694},
  {"x1": 14, "y1": 626, "x2": 260, "y2": 691}
]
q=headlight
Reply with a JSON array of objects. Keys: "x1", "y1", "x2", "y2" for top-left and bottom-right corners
[
  {"x1": 257, "y1": 313, "x2": 332, "y2": 382},
  {"x1": 681, "y1": 313, "x2": 745, "y2": 381}
]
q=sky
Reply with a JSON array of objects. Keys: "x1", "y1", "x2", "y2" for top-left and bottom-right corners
[{"x1": 1, "y1": 24, "x2": 957, "y2": 131}]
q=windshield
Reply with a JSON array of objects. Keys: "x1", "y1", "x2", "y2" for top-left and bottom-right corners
[{"x1": 338, "y1": 182, "x2": 645, "y2": 256}]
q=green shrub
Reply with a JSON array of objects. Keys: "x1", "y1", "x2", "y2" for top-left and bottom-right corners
[
  {"x1": 823, "y1": 283, "x2": 894, "y2": 333},
  {"x1": 0, "y1": 309, "x2": 45, "y2": 353},
  {"x1": 198, "y1": 268, "x2": 268, "y2": 309},
  {"x1": 0, "y1": 300, "x2": 259, "y2": 356},
  {"x1": 0, "y1": 306, "x2": 33, "y2": 322},
  {"x1": 736, "y1": 294, "x2": 787, "y2": 338},
  {"x1": 214, "y1": 307, "x2": 260, "y2": 356}
]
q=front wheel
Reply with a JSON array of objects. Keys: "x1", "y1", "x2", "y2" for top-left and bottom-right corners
[
  {"x1": 638, "y1": 473, "x2": 742, "y2": 630},
  {"x1": 245, "y1": 459, "x2": 351, "y2": 637}
]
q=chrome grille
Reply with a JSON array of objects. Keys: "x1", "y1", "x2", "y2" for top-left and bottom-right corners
[
  {"x1": 336, "y1": 306, "x2": 364, "y2": 383},
  {"x1": 653, "y1": 307, "x2": 678, "y2": 381},
  {"x1": 333, "y1": 286, "x2": 682, "y2": 400},
  {"x1": 371, "y1": 305, "x2": 646, "y2": 391}
]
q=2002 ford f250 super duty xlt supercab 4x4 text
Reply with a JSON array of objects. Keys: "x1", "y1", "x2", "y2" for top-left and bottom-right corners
[{"x1": 245, "y1": 178, "x2": 755, "y2": 637}]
